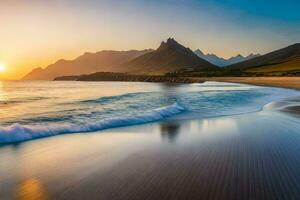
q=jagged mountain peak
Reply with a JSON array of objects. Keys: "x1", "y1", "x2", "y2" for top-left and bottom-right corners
[
  {"x1": 159, "y1": 38, "x2": 187, "y2": 49},
  {"x1": 195, "y1": 49, "x2": 204, "y2": 55}
]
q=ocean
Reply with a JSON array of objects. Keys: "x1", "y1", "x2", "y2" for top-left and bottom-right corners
[{"x1": 0, "y1": 81, "x2": 299, "y2": 144}]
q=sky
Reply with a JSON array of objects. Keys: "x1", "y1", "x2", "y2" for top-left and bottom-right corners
[{"x1": 0, "y1": 0, "x2": 299, "y2": 80}]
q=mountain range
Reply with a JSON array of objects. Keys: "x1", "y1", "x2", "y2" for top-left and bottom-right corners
[
  {"x1": 23, "y1": 38, "x2": 300, "y2": 80},
  {"x1": 23, "y1": 49, "x2": 153, "y2": 80},
  {"x1": 194, "y1": 49, "x2": 260, "y2": 67},
  {"x1": 23, "y1": 38, "x2": 218, "y2": 80}
]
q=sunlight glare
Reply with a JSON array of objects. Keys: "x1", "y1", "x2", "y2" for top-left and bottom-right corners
[{"x1": 0, "y1": 64, "x2": 6, "y2": 72}]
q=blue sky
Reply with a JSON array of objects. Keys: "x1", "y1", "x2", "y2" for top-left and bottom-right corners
[{"x1": 211, "y1": 0, "x2": 300, "y2": 21}]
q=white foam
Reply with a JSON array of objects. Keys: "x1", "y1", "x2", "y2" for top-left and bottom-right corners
[{"x1": 0, "y1": 103, "x2": 185, "y2": 144}]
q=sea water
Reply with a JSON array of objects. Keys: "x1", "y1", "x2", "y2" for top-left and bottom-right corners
[{"x1": 0, "y1": 81, "x2": 299, "y2": 144}]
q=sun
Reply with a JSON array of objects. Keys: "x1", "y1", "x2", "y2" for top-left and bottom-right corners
[{"x1": 0, "y1": 64, "x2": 6, "y2": 72}]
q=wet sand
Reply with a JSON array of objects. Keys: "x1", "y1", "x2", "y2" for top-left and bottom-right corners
[
  {"x1": 195, "y1": 77, "x2": 300, "y2": 90},
  {"x1": 1, "y1": 103, "x2": 300, "y2": 200},
  {"x1": 280, "y1": 105, "x2": 300, "y2": 117},
  {"x1": 265, "y1": 96, "x2": 300, "y2": 116}
]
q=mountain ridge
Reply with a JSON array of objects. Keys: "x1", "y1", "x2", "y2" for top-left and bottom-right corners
[
  {"x1": 23, "y1": 38, "x2": 219, "y2": 80},
  {"x1": 22, "y1": 40, "x2": 300, "y2": 80},
  {"x1": 23, "y1": 49, "x2": 153, "y2": 80},
  {"x1": 194, "y1": 49, "x2": 260, "y2": 67}
]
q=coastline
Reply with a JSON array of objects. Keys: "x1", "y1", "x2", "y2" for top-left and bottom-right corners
[
  {"x1": 54, "y1": 74, "x2": 300, "y2": 90},
  {"x1": 54, "y1": 73, "x2": 199, "y2": 83},
  {"x1": 194, "y1": 77, "x2": 300, "y2": 90}
]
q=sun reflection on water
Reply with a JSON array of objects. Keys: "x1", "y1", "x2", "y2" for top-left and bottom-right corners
[{"x1": 0, "y1": 81, "x2": 5, "y2": 102}]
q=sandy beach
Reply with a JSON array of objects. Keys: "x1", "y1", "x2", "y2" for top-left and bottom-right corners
[
  {"x1": 196, "y1": 77, "x2": 300, "y2": 90},
  {"x1": 1, "y1": 95, "x2": 300, "y2": 200}
]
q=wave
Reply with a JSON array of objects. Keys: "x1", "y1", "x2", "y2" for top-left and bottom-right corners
[
  {"x1": 0, "y1": 103, "x2": 185, "y2": 144},
  {"x1": 80, "y1": 92, "x2": 152, "y2": 104},
  {"x1": 194, "y1": 81, "x2": 249, "y2": 87},
  {"x1": 0, "y1": 97, "x2": 50, "y2": 107}
]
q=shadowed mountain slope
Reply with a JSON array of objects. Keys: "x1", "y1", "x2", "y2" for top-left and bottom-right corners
[{"x1": 226, "y1": 43, "x2": 300, "y2": 72}]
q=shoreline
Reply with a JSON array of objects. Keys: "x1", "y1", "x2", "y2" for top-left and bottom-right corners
[
  {"x1": 54, "y1": 74, "x2": 200, "y2": 83},
  {"x1": 1, "y1": 80, "x2": 299, "y2": 146},
  {"x1": 54, "y1": 74, "x2": 300, "y2": 90},
  {"x1": 193, "y1": 77, "x2": 300, "y2": 90}
]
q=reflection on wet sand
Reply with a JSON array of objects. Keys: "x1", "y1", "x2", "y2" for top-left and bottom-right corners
[
  {"x1": 159, "y1": 115, "x2": 239, "y2": 143},
  {"x1": 16, "y1": 178, "x2": 48, "y2": 200},
  {"x1": 160, "y1": 122, "x2": 180, "y2": 142},
  {"x1": 197, "y1": 118, "x2": 238, "y2": 136},
  {"x1": 159, "y1": 83, "x2": 182, "y2": 143}
]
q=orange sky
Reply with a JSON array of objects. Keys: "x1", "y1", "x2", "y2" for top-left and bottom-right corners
[{"x1": 0, "y1": 0, "x2": 299, "y2": 80}]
